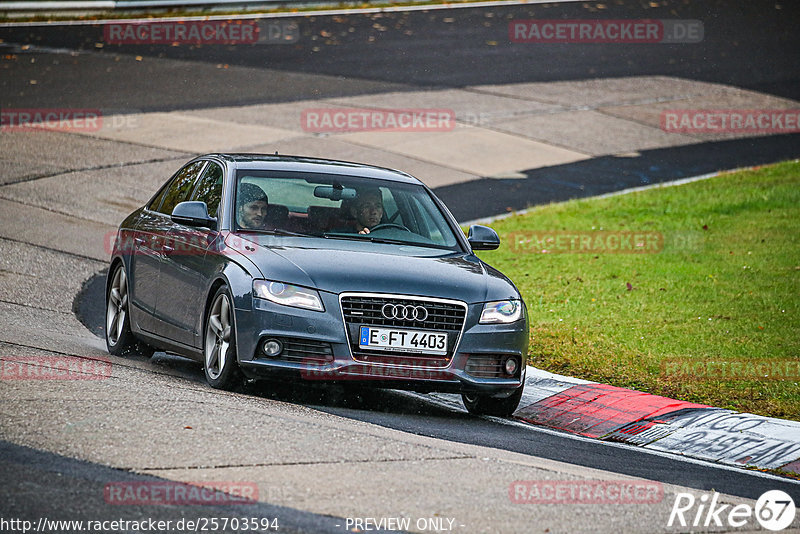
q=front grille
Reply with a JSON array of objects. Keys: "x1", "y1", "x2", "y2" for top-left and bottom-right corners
[
  {"x1": 465, "y1": 355, "x2": 505, "y2": 378},
  {"x1": 342, "y1": 296, "x2": 465, "y2": 330},
  {"x1": 341, "y1": 295, "x2": 467, "y2": 368},
  {"x1": 258, "y1": 337, "x2": 333, "y2": 364}
]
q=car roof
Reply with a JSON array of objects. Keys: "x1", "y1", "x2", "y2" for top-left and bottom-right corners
[{"x1": 205, "y1": 153, "x2": 423, "y2": 185}]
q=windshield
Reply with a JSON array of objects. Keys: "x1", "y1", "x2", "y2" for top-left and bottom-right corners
[{"x1": 233, "y1": 171, "x2": 462, "y2": 250}]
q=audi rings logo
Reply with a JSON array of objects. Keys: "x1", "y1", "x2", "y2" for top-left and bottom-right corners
[{"x1": 382, "y1": 304, "x2": 429, "y2": 322}]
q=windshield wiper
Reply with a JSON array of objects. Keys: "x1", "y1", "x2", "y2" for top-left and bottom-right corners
[
  {"x1": 238, "y1": 228, "x2": 319, "y2": 238},
  {"x1": 363, "y1": 236, "x2": 413, "y2": 246},
  {"x1": 322, "y1": 232, "x2": 448, "y2": 249},
  {"x1": 322, "y1": 232, "x2": 376, "y2": 242}
]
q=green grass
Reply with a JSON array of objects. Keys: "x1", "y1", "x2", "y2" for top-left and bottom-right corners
[{"x1": 476, "y1": 161, "x2": 800, "y2": 420}]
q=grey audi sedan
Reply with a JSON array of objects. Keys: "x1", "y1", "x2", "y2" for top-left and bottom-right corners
[{"x1": 106, "y1": 154, "x2": 528, "y2": 415}]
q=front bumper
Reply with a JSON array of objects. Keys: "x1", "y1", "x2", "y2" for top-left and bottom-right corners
[{"x1": 234, "y1": 291, "x2": 528, "y2": 395}]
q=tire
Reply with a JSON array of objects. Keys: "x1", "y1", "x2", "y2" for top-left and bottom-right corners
[
  {"x1": 462, "y1": 384, "x2": 524, "y2": 417},
  {"x1": 203, "y1": 286, "x2": 243, "y2": 390},
  {"x1": 105, "y1": 264, "x2": 155, "y2": 358}
]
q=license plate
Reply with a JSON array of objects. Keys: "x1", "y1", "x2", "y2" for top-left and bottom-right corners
[{"x1": 359, "y1": 326, "x2": 448, "y2": 355}]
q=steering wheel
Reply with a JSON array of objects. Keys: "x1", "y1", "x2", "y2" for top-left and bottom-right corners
[{"x1": 369, "y1": 223, "x2": 411, "y2": 233}]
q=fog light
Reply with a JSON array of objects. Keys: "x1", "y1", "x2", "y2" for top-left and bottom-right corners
[
  {"x1": 504, "y1": 357, "x2": 518, "y2": 376},
  {"x1": 263, "y1": 339, "x2": 283, "y2": 357}
]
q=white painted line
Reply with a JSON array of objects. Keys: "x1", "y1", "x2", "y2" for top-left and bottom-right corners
[
  {"x1": 1, "y1": 0, "x2": 113, "y2": 8},
  {"x1": 492, "y1": 413, "x2": 800, "y2": 486},
  {"x1": 0, "y1": 0, "x2": 583, "y2": 26},
  {"x1": 386, "y1": 382, "x2": 800, "y2": 482},
  {"x1": 525, "y1": 364, "x2": 593, "y2": 385},
  {"x1": 513, "y1": 367, "x2": 800, "y2": 473},
  {"x1": 420, "y1": 365, "x2": 583, "y2": 411},
  {"x1": 404, "y1": 388, "x2": 800, "y2": 485},
  {"x1": 2, "y1": 42, "x2": 100, "y2": 55}
]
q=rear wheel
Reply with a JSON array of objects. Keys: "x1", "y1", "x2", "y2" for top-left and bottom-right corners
[
  {"x1": 462, "y1": 384, "x2": 524, "y2": 417},
  {"x1": 204, "y1": 286, "x2": 243, "y2": 390},
  {"x1": 105, "y1": 264, "x2": 154, "y2": 357}
]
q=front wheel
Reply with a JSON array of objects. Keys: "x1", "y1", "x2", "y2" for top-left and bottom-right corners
[
  {"x1": 106, "y1": 264, "x2": 153, "y2": 357},
  {"x1": 204, "y1": 286, "x2": 243, "y2": 390},
  {"x1": 462, "y1": 385, "x2": 524, "y2": 417}
]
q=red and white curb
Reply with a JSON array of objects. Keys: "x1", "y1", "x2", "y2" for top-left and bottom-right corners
[{"x1": 511, "y1": 367, "x2": 800, "y2": 475}]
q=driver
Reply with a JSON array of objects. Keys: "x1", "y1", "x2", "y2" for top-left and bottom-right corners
[
  {"x1": 237, "y1": 183, "x2": 270, "y2": 229},
  {"x1": 351, "y1": 188, "x2": 384, "y2": 234}
]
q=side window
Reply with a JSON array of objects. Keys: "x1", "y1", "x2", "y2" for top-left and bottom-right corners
[
  {"x1": 154, "y1": 161, "x2": 206, "y2": 215},
  {"x1": 147, "y1": 181, "x2": 170, "y2": 212},
  {"x1": 190, "y1": 162, "x2": 223, "y2": 218}
]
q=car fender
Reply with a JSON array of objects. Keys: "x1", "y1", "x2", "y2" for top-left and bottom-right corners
[{"x1": 480, "y1": 259, "x2": 525, "y2": 303}]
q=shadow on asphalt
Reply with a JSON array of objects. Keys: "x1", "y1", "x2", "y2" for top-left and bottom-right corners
[
  {"x1": 76, "y1": 272, "x2": 458, "y2": 418},
  {"x1": 72, "y1": 271, "x2": 800, "y2": 501},
  {"x1": 2, "y1": 1, "x2": 798, "y2": 106},
  {"x1": 245, "y1": 377, "x2": 461, "y2": 418},
  {"x1": 0, "y1": 441, "x2": 362, "y2": 534},
  {"x1": 435, "y1": 134, "x2": 800, "y2": 221}
]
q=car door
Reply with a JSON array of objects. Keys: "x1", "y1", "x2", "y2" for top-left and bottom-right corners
[
  {"x1": 132, "y1": 160, "x2": 206, "y2": 338},
  {"x1": 159, "y1": 161, "x2": 224, "y2": 348},
  {"x1": 128, "y1": 206, "x2": 167, "y2": 333},
  {"x1": 128, "y1": 171, "x2": 186, "y2": 333}
]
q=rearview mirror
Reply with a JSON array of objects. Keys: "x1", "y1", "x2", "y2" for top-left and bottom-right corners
[
  {"x1": 467, "y1": 225, "x2": 500, "y2": 251},
  {"x1": 314, "y1": 185, "x2": 357, "y2": 201},
  {"x1": 171, "y1": 201, "x2": 217, "y2": 229}
]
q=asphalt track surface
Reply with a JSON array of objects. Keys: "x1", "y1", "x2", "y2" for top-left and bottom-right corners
[
  {"x1": 3, "y1": 0, "x2": 800, "y2": 529},
  {"x1": 2, "y1": 0, "x2": 799, "y2": 108},
  {"x1": 0, "y1": 440, "x2": 349, "y2": 533},
  {"x1": 440, "y1": 133, "x2": 800, "y2": 220},
  {"x1": 73, "y1": 273, "x2": 800, "y2": 505},
  {"x1": 2, "y1": 1, "x2": 799, "y2": 217}
]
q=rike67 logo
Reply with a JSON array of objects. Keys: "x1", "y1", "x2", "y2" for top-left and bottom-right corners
[{"x1": 668, "y1": 490, "x2": 796, "y2": 531}]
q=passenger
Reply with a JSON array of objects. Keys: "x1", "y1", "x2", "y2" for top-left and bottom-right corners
[
  {"x1": 351, "y1": 188, "x2": 384, "y2": 234},
  {"x1": 237, "y1": 183, "x2": 269, "y2": 230}
]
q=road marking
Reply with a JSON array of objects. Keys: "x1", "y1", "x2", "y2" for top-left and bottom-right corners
[
  {"x1": 0, "y1": 0, "x2": 583, "y2": 27},
  {"x1": 401, "y1": 387, "x2": 800, "y2": 485}
]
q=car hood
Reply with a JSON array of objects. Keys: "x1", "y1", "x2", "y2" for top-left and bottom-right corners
[{"x1": 238, "y1": 235, "x2": 519, "y2": 304}]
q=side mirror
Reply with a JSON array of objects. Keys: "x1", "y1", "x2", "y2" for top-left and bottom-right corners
[
  {"x1": 171, "y1": 201, "x2": 217, "y2": 229},
  {"x1": 467, "y1": 225, "x2": 500, "y2": 251}
]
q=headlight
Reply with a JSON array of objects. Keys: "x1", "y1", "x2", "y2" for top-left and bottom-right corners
[
  {"x1": 480, "y1": 300, "x2": 522, "y2": 324},
  {"x1": 253, "y1": 280, "x2": 324, "y2": 312}
]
